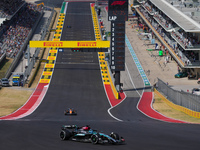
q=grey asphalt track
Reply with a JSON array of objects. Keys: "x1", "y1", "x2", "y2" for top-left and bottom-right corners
[{"x1": 1, "y1": 1, "x2": 200, "y2": 150}]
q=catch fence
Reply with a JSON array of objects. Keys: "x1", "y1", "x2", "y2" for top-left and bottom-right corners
[{"x1": 156, "y1": 78, "x2": 200, "y2": 112}]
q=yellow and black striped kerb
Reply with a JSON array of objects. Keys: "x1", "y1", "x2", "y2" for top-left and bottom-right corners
[
  {"x1": 91, "y1": 4, "x2": 119, "y2": 99},
  {"x1": 40, "y1": 11, "x2": 65, "y2": 83}
]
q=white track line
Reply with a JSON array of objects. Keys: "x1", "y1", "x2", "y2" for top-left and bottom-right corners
[{"x1": 125, "y1": 63, "x2": 143, "y2": 97}]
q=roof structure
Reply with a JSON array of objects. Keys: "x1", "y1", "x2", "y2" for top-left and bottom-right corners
[{"x1": 150, "y1": 0, "x2": 200, "y2": 32}]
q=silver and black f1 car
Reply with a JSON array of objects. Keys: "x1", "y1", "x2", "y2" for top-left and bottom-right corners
[
  {"x1": 60, "y1": 125, "x2": 125, "y2": 145},
  {"x1": 64, "y1": 108, "x2": 77, "y2": 115}
]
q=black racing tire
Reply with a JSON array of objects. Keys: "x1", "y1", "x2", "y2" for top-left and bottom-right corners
[
  {"x1": 91, "y1": 134, "x2": 99, "y2": 144},
  {"x1": 60, "y1": 129, "x2": 71, "y2": 140},
  {"x1": 110, "y1": 132, "x2": 119, "y2": 140}
]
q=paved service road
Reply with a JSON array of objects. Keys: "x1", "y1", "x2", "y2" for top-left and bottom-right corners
[{"x1": 1, "y1": 1, "x2": 200, "y2": 150}]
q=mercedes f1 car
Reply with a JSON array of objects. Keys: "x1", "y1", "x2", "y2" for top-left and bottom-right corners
[
  {"x1": 64, "y1": 108, "x2": 77, "y2": 115},
  {"x1": 60, "y1": 125, "x2": 125, "y2": 145}
]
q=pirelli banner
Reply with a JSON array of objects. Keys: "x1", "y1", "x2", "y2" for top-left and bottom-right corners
[{"x1": 29, "y1": 41, "x2": 110, "y2": 48}]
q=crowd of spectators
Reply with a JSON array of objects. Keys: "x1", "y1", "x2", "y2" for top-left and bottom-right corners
[
  {"x1": 138, "y1": 5, "x2": 200, "y2": 66},
  {"x1": 139, "y1": 7, "x2": 152, "y2": 24},
  {"x1": 142, "y1": 1, "x2": 200, "y2": 49},
  {"x1": 143, "y1": 1, "x2": 173, "y2": 30},
  {"x1": 172, "y1": 30, "x2": 200, "y2": 48},
  {"x1": 154, "y1": 13, "x2": 173, "y2": 30},
  {"x1": 0, "y1": 3, "x2": 41, "y2": 58},
  {"x1": 0, "y1": 0, "x2": 24, "y2": 18},
  {"x1": 143, "y1": 1, "x2": 154, "y2": 14}
]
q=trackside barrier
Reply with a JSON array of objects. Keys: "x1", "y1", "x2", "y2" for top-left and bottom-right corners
[
  {"x1": 27, "y1": 8, "x2": 56, "y2": 87},
  {"x1": 154, "y1": 89, "x2": 200, "y2": 118},
  {"x1": 91, "y1": 3, "x2": 119, "y2": 99},
  {"x1": 157, "y1": 78, "x2": 200, "y2": 112}
]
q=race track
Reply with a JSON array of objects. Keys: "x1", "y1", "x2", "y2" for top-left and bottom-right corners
[{"x1": 1, "y1": 1, "x2": 200, "y2": 150}]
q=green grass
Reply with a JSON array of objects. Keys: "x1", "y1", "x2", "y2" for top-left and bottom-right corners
[
  {"x1": 0, "y1": 58, "x2": 13, "y2": 79},
  {"x1": 153, "y1": 93, "x2": 200, "y2": 124}
]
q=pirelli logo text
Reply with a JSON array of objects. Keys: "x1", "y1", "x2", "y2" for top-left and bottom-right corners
[
  {"x1": 43, "y1": 42, "x2": 63, "y2": 47},
  {"x1": 77, "y1": 42, "x2": 97, "y2": 47}
]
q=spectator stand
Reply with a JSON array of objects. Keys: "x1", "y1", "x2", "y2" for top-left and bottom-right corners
[
  {"x1": 0, "y1": 0, "x2": 25, "y2": 19},
  {"x1": 0, "y1": 3, "x2": 44, "y2": 80}
]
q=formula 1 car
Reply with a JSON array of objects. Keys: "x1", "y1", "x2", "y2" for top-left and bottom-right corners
[
  {"x1": 64, "y1": 108, "x2": 77, "y2": 115},
  {"x1": 60, "y1": 125, "x2": 125, "y2": 145}
]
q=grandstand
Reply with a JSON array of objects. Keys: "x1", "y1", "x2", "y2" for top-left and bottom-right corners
[
  {"x1": 0, "y1": 0, "x2": 25, "y2": 19},
  {"x1": 0, "y1": 1, "x2": 42, "y2": 56},
  {"x1": 0, "y1": 0, "x2": 43, "y2": 76}
]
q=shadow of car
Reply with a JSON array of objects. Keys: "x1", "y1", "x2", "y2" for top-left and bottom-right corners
[{"x1": 175, "y1": 72, "x2": 188, "y2": 78}]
